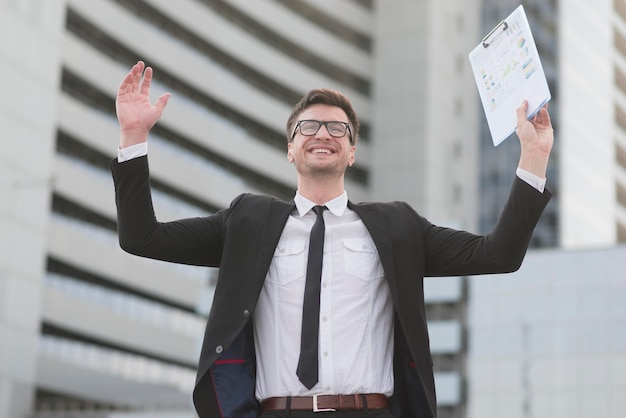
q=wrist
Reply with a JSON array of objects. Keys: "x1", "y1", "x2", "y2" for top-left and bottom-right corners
[
  {"x1": 120, "y1": 128, "x2": 149, "y2": 148},
  {"x1": 518, "y1": 148, "x2": 549, "y2": 178}
]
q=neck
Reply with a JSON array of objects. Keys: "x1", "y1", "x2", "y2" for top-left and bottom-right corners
[{"x1": 297, "y1": 176, "x2": 345, "y2": 205}]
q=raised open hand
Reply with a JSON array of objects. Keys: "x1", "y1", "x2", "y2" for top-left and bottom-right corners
[
  {"x1": 515, "y1": 100, "x2": 553, "y2": 178},
  {"x1": 116, "y1": 61, "x2": 171, "y2": 148}
]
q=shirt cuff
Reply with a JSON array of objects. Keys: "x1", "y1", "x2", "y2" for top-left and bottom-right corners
[
  {"x1": 118, "y1": 142, "x2": 148, "y2": 162},
  {"x1": 516, "y1": 167, "x2": 546, "y2": 193}
]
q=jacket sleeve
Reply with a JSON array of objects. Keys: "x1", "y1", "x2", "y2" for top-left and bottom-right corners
[
  {"x1": 422, "y1": 176, "x2": 552, "y2": 276},
  {"x1": 110, "y1": 156, "x2": 234, "y2": 267}
]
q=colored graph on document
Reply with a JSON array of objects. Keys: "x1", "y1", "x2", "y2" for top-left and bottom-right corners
[{"x1": 479, "y1": 23, "x2": 535, "y2": 113}]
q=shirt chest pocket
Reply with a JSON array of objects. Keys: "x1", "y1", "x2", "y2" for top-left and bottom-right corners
[
  {"x1": 342, "y1": 238, "x2": 384, "y2": 281},
  {"x1": 267, "y1": 240, "x2": 306, "y2": 285}
]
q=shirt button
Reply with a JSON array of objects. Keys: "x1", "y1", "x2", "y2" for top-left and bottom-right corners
[
  {"x1": 322, "y1": 316, "x2": 327, "y2": 322},
  {"x1": 243, "y1": 309, "x2": 250, "y2": 318},
  {"x1": 215, "y1": 345, "x2": 223, "y2": 354}
]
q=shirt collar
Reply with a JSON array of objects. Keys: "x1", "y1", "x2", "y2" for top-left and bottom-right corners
[{"x1": 294, "y1": 191, "x2": 348, "y2": 217}]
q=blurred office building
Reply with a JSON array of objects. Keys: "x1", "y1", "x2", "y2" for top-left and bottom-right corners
[
  {"x1": 1, "y1": 1, "x2": 480, "y2": 417},
  {"x1": 466, "y1": 245, "x2": 626, "y2": 418}
]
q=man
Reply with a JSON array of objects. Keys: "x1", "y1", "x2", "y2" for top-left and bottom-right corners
[{"x1": 111, "y1": 61, "x2": 553, "y2": 418}]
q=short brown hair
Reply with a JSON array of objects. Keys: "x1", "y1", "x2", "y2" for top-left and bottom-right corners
[{"x1": 286, "y1": 88, "x2": 360, "y2": 145}]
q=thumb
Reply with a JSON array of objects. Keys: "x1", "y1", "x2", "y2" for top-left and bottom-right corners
[
  {"x1": 155, "y1": 92, "x2": 171, "y2": 113},
  {"x1": 516, "y1": 100, "x2": 529, "y2": 128}
]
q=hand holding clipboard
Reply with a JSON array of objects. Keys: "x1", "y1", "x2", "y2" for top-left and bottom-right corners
[{"x1": 469, "y1": 5, "x2": 551, "y2": 146}]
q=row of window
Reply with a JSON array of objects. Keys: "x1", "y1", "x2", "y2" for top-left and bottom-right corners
[
  {"x1": 46, "y1": 272, "x2": 206, "y2": 337},
  {"x1": 39, "y1": 334, "x2": 196, "y2": 397}
]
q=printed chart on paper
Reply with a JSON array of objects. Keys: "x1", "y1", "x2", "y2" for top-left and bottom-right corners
[{"x1": 469, "y1": 5, "x2": 550, "y2": 146}]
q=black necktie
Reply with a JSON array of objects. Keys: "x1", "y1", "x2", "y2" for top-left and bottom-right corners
[{"x1": 296, "y1": 205, "x2": 327, "y2": 389}]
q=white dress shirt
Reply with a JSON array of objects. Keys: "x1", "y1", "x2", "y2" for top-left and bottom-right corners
[{"x1": 253, "y1": 192, "x2": 395, "y2": 401}]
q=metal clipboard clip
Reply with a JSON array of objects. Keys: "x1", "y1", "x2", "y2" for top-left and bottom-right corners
[{"x1": 482, "y1": 20, "x2": 508, "y2": 48}]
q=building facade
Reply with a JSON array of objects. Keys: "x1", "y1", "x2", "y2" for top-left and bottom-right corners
[
  {"x1": 1, "y1": 1, "x2": 481, "y2": 417},
  {"x1": 559, "y1": 0, "x2": 626, "y2": 247},
  {"x1": 467, "y1": 245, "x2": 626, "y2": 418}
]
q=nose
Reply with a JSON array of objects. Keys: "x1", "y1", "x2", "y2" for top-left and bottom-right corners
[{"x1": 314, "y1": 124, "x2": 332, "y2": 139}]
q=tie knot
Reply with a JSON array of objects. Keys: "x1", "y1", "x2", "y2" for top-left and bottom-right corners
[{"x1": 312, "y1": 205, "x2": 327, "y2": 216}]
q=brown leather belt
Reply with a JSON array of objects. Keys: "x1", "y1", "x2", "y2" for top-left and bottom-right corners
[{"x1": 262, "y1": 394, "x2": 388, "y2": 412}]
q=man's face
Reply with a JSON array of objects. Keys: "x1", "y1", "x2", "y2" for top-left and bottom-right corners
[{"x1": 287, "y1": 104, "x2": 355, "y2": 179}]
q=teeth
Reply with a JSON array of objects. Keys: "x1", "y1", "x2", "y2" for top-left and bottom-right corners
[{"x1": 312, "y1": 149, "x2": 331, "y2": 154}]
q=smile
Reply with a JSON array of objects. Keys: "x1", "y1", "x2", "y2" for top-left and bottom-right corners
[{"x1": 311, "y1": 148, "x2": 333, "y2": 154}]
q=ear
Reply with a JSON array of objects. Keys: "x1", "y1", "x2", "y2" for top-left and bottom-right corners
[
  {"x1": 287, "y1": 142, "x2": 294, "y2": 163},
  {"x1": 348, "y1": 145, "x2": 356, "y2": 167}
]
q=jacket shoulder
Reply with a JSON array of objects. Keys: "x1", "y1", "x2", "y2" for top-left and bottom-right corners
[
  {"x1": 350, "y1": 200, "x2": 419, "y2": 216},
  {"x1": 349, "y1": 200, "x2": 427, "y2": 230},
  {"x1": 229, "y1": 193, "x2": 291, "y2": 209}
]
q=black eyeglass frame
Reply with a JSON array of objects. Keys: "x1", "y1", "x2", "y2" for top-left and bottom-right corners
[{"x1": 291, "y1": 120, "x2": 353, "y2": 144}]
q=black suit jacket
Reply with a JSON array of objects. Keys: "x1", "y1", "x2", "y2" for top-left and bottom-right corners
[{"x1": 111, "y1": 156, "x2": 551, "y2": 418}]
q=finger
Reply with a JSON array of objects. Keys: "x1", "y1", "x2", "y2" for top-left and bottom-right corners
[
  {"x1": 140, "y1": 66, "x2": 153, "y2": 97},
  {"x1": 516, "y1": 100, "x2": 529, "y2": 127},
  {"x1": 130, "y1": 61, "x2": 146, "y2": 92},
  {"x1": 118, "y1": 61, "x2": 144, "y2": 95},
  {"x1": 118, "y1": 73, "x2": 132, "y2": 96},
  {"x1": 119, "y1": 67, "x2": 137, "y2": 94},
  {"x1": 537, "y1": 107, "x2": 551, "y2": 127}
]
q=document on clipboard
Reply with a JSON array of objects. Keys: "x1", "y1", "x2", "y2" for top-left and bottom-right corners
[{"x1": 469, "y1": 5, "x2": 551, "y2": 146}]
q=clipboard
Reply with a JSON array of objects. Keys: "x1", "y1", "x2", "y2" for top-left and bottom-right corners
[{"x1": 469, "y1": 5, "x2": 551, "y2": 146}]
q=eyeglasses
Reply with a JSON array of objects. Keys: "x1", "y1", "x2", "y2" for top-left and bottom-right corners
[{"x1": 291, "y1": 120, "x2": 352, "y2": 142}]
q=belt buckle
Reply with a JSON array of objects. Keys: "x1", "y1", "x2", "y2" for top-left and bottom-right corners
[{"x1": 313, "y1": 394, "x2": 336, "y2": 412}]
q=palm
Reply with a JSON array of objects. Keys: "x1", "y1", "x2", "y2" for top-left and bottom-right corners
[
  {"x1": 517, "y1": 106, "x2": 554, "y2": 153},
  {"x1": 116, "y1": 61, "x2": 170, "y2": 147}
]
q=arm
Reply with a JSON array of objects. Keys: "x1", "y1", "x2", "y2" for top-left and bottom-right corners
[
  {"x1": 112, "y1": 63, "x2": 225, "y2": 266},
  {"x1": 423, "y1": 178, "x2": 552, "y2": 276},
  {"x1": 111, "y1": 156, "x2": 227, "y2": 267}
]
